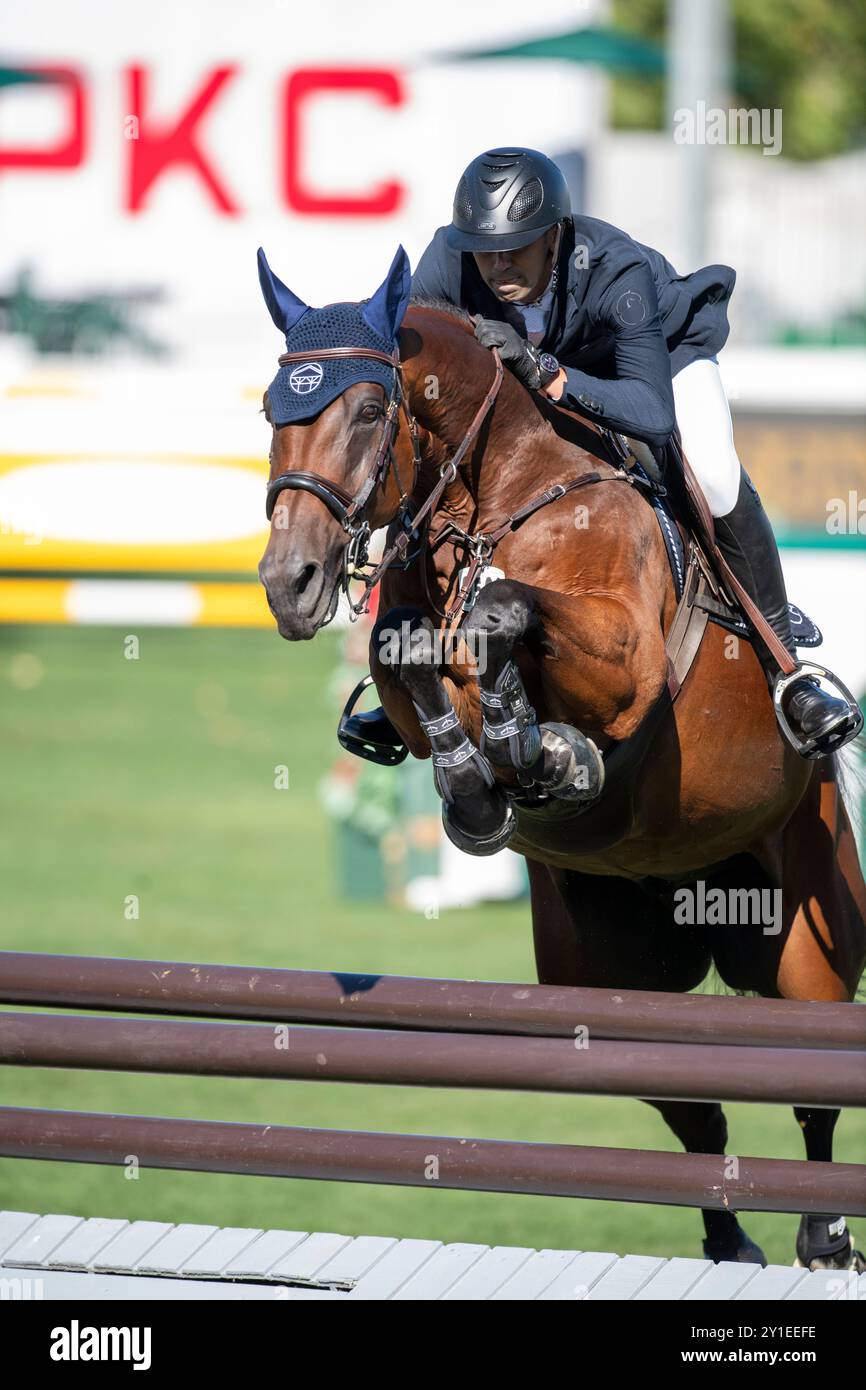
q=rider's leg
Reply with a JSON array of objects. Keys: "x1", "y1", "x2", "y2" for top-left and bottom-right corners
[{"x1": 671, "y1": 356, "x2": 861, "y2": 753}]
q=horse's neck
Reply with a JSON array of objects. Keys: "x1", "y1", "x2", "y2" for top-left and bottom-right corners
[
  {"x1": 403, "y1": 324, "x2": 659, "y2": 603},
  {"x1": 405, "y1": 328, "x2": 544, "y2": 523}
]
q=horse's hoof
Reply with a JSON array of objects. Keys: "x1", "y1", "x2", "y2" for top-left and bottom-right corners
[
  {"x1": 441, "y1": 794, "x2": 516, "y2": 857},
  {"x1": 703, "y1": 1231, "x2": 768, "y2": 1267},
  {"x1": 795, "y1": 1215, "x2": 862, "y2": 1270},
  {"x1": 794, "y1": 1237, "x2": 866, "y2": 1272},
  {"x1": 537, "y1": 722, "x2": 604, "y2": 802}
]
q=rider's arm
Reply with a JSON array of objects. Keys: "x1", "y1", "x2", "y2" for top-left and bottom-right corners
[{"x1": 546, "y1": 261, "x2": 676, "y2": 449}]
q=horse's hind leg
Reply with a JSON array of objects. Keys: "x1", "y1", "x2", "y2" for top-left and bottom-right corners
[
  {"x1": 771, "y1": 757, "x2": 866, "y2": 1271},
  {"x1": 373, "y1": 604, "x2": 514, "y2": 856},
  {"x1": 644, "y1": 1100, "x2": 768, "y2": 1265},
  {"x1": 527, "y1": 860, "x2": 768, "y2": 1265},
  {"x1": 462, "y1": 579, "x2": 604, "y2": 803},
  {"x1": 792, "y1": 1106, "x2": 864, "y2": 1271}
]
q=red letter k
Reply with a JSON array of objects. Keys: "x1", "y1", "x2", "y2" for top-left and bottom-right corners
[{"x1": 126, "y1": 65, "x2": 239, "y2": 213}]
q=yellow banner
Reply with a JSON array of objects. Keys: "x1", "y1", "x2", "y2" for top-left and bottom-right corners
[
  {"x1": 0, "y1": 578, "x2": 275, "y2": 628},
  {"x1": 0, "y1": 453, "x2": 269, "y2": 574}
]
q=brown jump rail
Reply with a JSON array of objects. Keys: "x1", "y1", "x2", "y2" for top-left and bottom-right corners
[
  {"x1": 1, "y1": 1011, "x2": 864, "y2": 1109},
  {"x1": 2, "y1": 1107, "x2": 864, "y2": 1216},
  {"x1": 1, "y1": 951, "x2": 864, "y2": 1050},
  {"x1": 2, "y1": 950, "x2": 864, "y2": 1217}
]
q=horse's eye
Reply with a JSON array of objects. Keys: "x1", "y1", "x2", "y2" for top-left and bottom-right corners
[{"x1": 361, "y1": 403, "x2": 381, "y2": 422}]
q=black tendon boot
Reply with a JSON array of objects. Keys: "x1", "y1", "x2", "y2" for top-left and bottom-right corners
[{"x1": 713, "y1": 470, "x2": 863, "y2": 758}]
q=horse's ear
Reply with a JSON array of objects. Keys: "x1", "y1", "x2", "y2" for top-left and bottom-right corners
[
  {"x1": 361, "y1": 245, "x2": 412, "y2": 343},
  {"x1": 257, "y1": 247, "x2": 310, "y2": 335}
]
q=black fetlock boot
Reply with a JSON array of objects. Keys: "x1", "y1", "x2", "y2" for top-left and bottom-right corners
[
  {"x1": 478, "y1": 659, "x2": 543, "y2": 772},
  {"x1": 795, "y1": 1214, "x2": 865, "y2": 1271},
  {"x1": 713, "y1": 470, "x2": 863, "y2": 758}
]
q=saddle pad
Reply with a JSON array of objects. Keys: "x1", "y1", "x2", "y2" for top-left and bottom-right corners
[
  {"x1": 705, "y1": 599, "x2": 823, "y2": 648},
  {"x1": 636, "y1": 464, "x2": 823, "y2": 649},
  {"x1": 645, "y1": 484, "x2": 687, "y2": 601}
]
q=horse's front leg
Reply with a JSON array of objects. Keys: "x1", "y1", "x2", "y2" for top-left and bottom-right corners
[
  {"x1": 461, "y1": 577, "x2": 666, "y2": 803},
  {"x1": 371, "y1": 604, "x2": 515, "y2": 856}
]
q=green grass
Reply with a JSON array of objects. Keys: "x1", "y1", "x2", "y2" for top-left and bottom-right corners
[{"x1": 1, "y1": 625, "x2": 863, "y2": 1265}]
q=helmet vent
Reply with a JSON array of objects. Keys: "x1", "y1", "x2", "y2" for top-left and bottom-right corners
[
  {"x1": 508, "y1": 177, "x2": 544, "y2": 222},
  {"x1": 454, "y1": 176, "x2": 473, "y2": 220},
  {"x1": 480, "y1": 177, "x2": 506, "y2": 191}
]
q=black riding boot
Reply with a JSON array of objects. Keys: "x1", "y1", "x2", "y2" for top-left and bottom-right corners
[{"x1": 713, "y1": 470, "x2": 862, "y2": 757}]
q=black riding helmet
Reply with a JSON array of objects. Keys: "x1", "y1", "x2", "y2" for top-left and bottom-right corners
[{"x1": 446, "y1": 147, "x2": 571, "y2": 253}]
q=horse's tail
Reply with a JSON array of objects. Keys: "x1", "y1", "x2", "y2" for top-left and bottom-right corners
[{"x1": 833, "y1": 736, "x2": 866, "y2": 865}]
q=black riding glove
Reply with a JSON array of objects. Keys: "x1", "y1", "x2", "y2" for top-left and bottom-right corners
[{"x1": 473, "y1": 317, "x2": 543, "y2": 391}]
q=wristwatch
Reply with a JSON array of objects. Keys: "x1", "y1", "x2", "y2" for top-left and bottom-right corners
[{"x1": 527, "y1": 345, "x2": 561, "y2": 390}]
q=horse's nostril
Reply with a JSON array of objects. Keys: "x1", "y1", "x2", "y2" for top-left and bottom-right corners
[{"x1": 294, "y1": 562, "x2": 318, "y2": 596}]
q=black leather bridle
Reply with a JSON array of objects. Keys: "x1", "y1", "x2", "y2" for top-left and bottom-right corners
[
  {"x1": 265, "y1": 340, "x2": 506, "y2": 621},
  {"x1": 265, "y1": 344, "x2": 423, "y2": 615}
]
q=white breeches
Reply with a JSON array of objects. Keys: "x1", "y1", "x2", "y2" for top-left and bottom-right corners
[{"x1": 670, "y1": 356, "x2": 742, "y2": 518}]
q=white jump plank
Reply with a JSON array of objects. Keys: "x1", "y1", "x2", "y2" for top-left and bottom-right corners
[
  {"x1": 314, "y1": 1235, "x2": 397, "y2": 1285},
  {"x1": 0, "y1": 1264, "x2": 339, "y2": 1300},
  {"x1": 348, "y1": 1239, "x2": 442, "y2": 1299},
  {"x1": 634, "y1": 1257, "x2": 712, "y2": 1300},
  {"x1": 181, "y1": 1227, "x2": 264, "y2": 1277},
  {"x1": 491, "y1": 1249, "x2": 588, "y2": 1300},
  {"x1": 2, "y1": 1213, "x2": 84, "y2": 1267},
  {"x1": 47, "y1": 1217, "x2": 129, "y2": 1269},
  {"x1": 684, "y1": 1261, "x2": 762, "y2": 1300},
  {"x1": 134, "y1": 1223, "x2": 219, "y2": 1274},
  {"x1": 442, "y1": 1245, "x2": 535, "y2": 1300},
  {"x1": 585, "y1": 1254, "x2": 667, "y2": 1300},
  {"x1": 0, "y1": 1211, "x2": 40, "y2": 1259},
  {"x1": 94, "y1": 1221, "x2": 174, "y2": 1272},
  {"x1": 224, "y1": 1228, "x2": 310, "y2": 1277},
  {"x1": 538, "y1": 1250, "x2": 620, "y2": 1300},
  {"x1": 270, "y1": 1232, "x2": 352, "y2": 1282},
  {"x1": 786, "y1": 1268, "x2": 861, "y2": 1301},
  {"x1": 0, "y1": 1213, "x2": 851, "y2": 1300},
  {"x1": 735, "y1": 1265, "x2": 809, "y2": 1300},
  {"x1": 392, "y1": 1243, "x2": 489, "y2": 1300}
]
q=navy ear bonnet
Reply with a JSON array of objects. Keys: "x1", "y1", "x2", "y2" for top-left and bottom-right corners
[{"x1": 258, "y1": 245, "x2": 412, "y2": 426}]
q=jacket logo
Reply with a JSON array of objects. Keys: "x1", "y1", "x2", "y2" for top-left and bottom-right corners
[
  {"x1": 615, "y1": 290, "x2": 646, "y2": 326},
  {"x1": 288, "y1": 361, "x2": 323, "y2": 394}
]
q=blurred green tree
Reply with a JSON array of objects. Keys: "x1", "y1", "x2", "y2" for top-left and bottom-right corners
[{"x1": 611, "y1": 0, "x2": 866, "y2": 160}]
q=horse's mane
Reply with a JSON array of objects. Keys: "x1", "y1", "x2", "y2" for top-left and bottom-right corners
[{"x1": 407, "y1": 296, "x2": 474, "y2": 329}]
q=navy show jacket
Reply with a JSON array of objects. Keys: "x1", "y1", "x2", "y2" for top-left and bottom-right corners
[{"x1": 410, "y1": 214, "x2": 736, "y2": 449}]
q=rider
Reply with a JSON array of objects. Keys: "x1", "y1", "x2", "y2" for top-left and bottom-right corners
[{"x1": 401, "y1": 146, "x2": 861, "y2": 758}]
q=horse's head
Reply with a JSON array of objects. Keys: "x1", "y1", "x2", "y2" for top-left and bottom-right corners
[{"x1": 257, "y1": 245, "x2": 415, "y2": 639}]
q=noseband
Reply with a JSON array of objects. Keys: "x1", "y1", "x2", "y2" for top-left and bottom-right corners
[
  {"x1": 265, "y1": 339, "x2": 505, "y2": 620},
  {"x1": 265, "y1": 344, "x2": 425, "y2": 618}
]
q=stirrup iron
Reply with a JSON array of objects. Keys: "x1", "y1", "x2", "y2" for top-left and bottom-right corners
[{"x1": 773, "y1": 661, "x2": 864, "y2": 759}]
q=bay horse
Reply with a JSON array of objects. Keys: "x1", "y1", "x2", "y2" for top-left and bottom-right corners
[{"x1": 257, "y1": 247, "x2": 866, "y2": 1269}]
